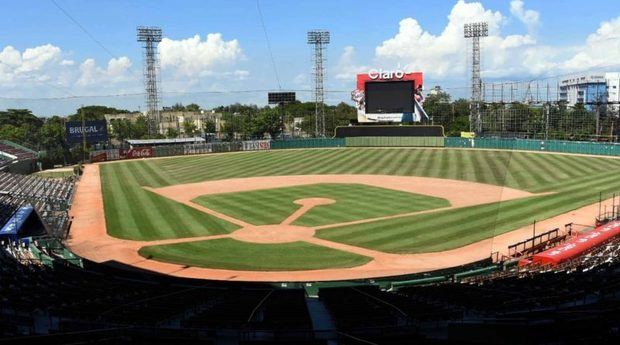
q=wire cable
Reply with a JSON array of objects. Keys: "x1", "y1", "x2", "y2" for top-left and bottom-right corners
[
  {"x1": 256, "y1": 0, "x2": 282, "y2": 90},
  {"x1": 50, "y1": 0, "x2": 117, "y2": 59}
]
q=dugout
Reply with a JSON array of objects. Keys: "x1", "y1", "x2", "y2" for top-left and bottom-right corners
[
  {"x1": 0, "y1": 205, "x2": 48, "y2": 241},
  {"x1": 335, "y1": 125, "x2": 445, "y2": 147}
]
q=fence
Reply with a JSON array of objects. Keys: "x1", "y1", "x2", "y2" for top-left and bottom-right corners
[
  {"x1": 90, "y1": 140, "x2": 271, "y2": 163},
  {"x1": 345, "y1": 137, "x2": 444, "y2": 147},
  {"x1": 270, "y1": 138, "x2": 345, "y2": 149},
  {"x1": 445, "y1": 137, "x2": 620, "y2": 156}
]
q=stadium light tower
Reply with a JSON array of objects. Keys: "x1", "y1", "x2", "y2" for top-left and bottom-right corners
[
  {"x1": 464, "y1": 22, "x2": 488, "y2": 133},
  {"x1": 307, "y1": 30, "x2": 330, "y2": 137},
  {"x1": 137, "y1": 26, "x2": 163, "y2": 137}
]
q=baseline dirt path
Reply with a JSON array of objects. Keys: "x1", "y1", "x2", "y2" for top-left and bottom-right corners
[{"x1": 67, "y1": 164, "x2": 605, "y2": 282}]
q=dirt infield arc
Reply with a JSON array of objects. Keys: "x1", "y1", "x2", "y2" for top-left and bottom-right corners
[{"x1": 67, "y1": 164, "x2": 608, "y2": 282}]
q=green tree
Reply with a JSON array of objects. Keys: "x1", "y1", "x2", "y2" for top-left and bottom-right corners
[
  {"x1": 186, "y1": 103, "x2": 201, "y2": 112},
  {"x1": 252, "y1": 108, "x2": 283, "y2": 139},
  {"x1": 67, "y1": 105, "x2": 129, "y2": 122},
  {"x1": 166, "y1": 127, "x2": 179, "y2": 138},
  {"x1": 182, "y1": 119, "x2": 198, "y2": 137},
  {"x1": 132, "y1": 116, "x2": 149, "y2": 139},
  {"x1": 203, "y1": 119, "x2": 216, "y2": 133}
]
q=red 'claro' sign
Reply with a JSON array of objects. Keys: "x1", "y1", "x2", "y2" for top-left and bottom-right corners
[{"x1": 529, "y1": 220, "x2": 620, "y2": 266}]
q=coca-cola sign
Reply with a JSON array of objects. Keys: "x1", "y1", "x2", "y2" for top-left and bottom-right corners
[{"x1": 120, "y1": 147, "x2": 153, "y2": 159}]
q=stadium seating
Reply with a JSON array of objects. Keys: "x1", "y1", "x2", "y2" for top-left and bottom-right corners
[
  {"x1": 2, "y1": 236, "x2": 620, "y2": 343},
  {"x1": 0, "y1": 171, "x2": 75, "y2": 236},
  {"x1": 0, "y1": 142, "x2": 36, "y2": 162}
]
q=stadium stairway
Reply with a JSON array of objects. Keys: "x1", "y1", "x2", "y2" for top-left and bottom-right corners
[{"x1": 305, "y1": 297, "x2": 337, "y2": 343}]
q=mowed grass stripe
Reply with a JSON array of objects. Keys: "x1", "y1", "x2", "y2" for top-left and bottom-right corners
[
  {"x1": 544, "y1": 153, "x2": 591, "y2": 177},
  {"x1": 400, "y1": 148, "x2": 426, "y2": 177},
  {"x1": 318, "y1": 170, "x2": 620, "y2": 253},
  {"x1": 138, "y1": 238, "x2": 371, "y2": 271},
  {"x1": 101, "y1": 163, "x2": 238, "y2": 240},
  {"x1": 193, "y1": 183, "x2": 449, "y2": 227},
  {"x1": 104, "y1": 148, "x2": 620, "y2": 252},
  {"x1": 101, "y1": 163, "x2": 141, "y2": 237},
  {"x1": 523, "y1": 152, "x2": 565, "y2": 184},
  {"x1": 130, "y1": 162, "x2": 221, "y2": 238}
]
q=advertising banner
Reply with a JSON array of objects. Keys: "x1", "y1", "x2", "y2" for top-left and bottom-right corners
[
  {"x1": 531, "y1": 220, "x2": 620, "y2": 266},
  {"x1": 242, "y1": 140, "x2": 271, "y2": 151},
  {"x1": 66, "y1": 120, "x2": 109, "y2": 144},
  {"x1": 119, "y1": 147, "x2": 153, "y2": 159},
  {"x1": 90, "y1": 151, "x2": 108, "y2": 163}
]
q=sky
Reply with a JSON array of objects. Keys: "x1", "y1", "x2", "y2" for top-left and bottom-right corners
[{"x1": 1, "y1": 0, "x2": 619, "y2": 116}]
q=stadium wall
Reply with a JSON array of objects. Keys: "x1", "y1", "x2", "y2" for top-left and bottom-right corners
[
  {"x1": 345, "y1": 136, "x2": 444, "y2": 147},
  {"x1": 446, "y1": 137, "x2": 620, "y2": 156},
  {"x1": 89, "y1": 140, "x2": 270, "y2": 163}
]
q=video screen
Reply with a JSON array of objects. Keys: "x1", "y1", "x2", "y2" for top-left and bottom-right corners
[{"x1": 365, "y1": 81, "x2": 413, "y2": 114}]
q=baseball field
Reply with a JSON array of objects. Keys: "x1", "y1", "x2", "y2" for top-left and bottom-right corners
[{"x1": 68, "y1": 147, "x2": 620, "y2": 280}]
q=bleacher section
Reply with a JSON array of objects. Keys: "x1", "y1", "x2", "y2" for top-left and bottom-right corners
[
  {"x1": 0, "y1": 141, "x2": 36, "y2": 162},
  {"x1": 0, "y1": 141, "x2": 37, "y2": 174},
  {"x1": 0, "y1": 240, "x2": 319, "y2": 344},
  {"x1": 1, "y1": 235, "x2": 620, "y2": 343},
  {"x1": 0, "y1": 171, "x2": 75, "y2": 236}
]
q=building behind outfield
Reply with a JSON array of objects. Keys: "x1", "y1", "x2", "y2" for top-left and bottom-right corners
[
  {"x1": 104, "y1": 110, "x2": 224, "y2": 136},
  {"x1": 559, "y1": 72, "x2": 620, "y2": 109}
]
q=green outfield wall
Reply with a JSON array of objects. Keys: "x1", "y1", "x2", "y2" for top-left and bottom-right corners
[
  {"x1": 270, "y1": 137, "x2": 620, "y2": 156},
  {"x1": 345, "y1": 136, "x2": 444, "y2": 147},
  {"x1": 446, "y1": 138, "x2": 620, "y2": 156},
  {"x1": 270, "y1": 138, "x2": 345, "y2": 149}
]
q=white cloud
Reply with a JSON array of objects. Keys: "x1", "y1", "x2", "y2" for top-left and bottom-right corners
[
  {"x1": 510, "y1": 0, "x2": 540, "y2": 34},
  {"x1": 77, "y1": 56, "x2": 132, "y2": 86},
  {"x1": 0, "y1": 42, "x2": 137, "y2": 99},
  {"x1": 159, "y1": 33, "x2": 243, "y2": 77},
  {"x1": 375, "y1": 0, "x2": 536, "y2": 78},
  {"x1": 334, "y1": 46, "x2": 369, "y2": 80},
  {"x1": 559, "y1": 16, "x2": 620, "y2": 72},
  {"x1": 372, "y1": 0, "x2": 620, "y2": 81},
  {"x1": 0, "y1": 44, "x2": 62, "y2": 83}
]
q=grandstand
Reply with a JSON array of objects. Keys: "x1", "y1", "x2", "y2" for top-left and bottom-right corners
[
  {"x1": 0, "y1": 141, "x2": 37, "y2": 174},
  {"x1": 1, "y1": 228, "x2": 619, "y2": 344},
  {"x1": 0, "y1": 171, "x2": 75, "y2": 237}
]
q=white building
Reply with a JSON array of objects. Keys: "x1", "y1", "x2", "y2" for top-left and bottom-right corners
[{"x1": 559, "y1": 73, "x2": 620, "y2": 109}]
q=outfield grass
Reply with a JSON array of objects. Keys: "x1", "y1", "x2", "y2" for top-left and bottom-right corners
[
  {"x1": 100, "y1": 162, "x2": 239, "y2": 240},
  {"x1": 99, "y1": 148, "x2": 620, "y2": 269},
  {"x1": 138, "y1": 238, "x2": 371, "y2": 271},
  {"x1": 130, "y1": 148, "x2": 620, "y2": 192},
  {"x1": 192, "y1": 183, "x2": 450, "y2": 226},
  {"x1": 35, "y1": 170, "x2": 75, "y2": 178}
]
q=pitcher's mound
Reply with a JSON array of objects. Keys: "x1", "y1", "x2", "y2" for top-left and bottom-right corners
[{"x1": 230, "y1": 225, "x2": 316, "y2": 243}]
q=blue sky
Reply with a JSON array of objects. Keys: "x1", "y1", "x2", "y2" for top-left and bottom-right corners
[{"x1": 1, "y1": 0, "x2": 619, "y2": 115}]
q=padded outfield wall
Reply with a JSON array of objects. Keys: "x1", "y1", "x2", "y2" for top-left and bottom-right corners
[
  {"x1": 345, "y1": 136, "x2": 444, "y2": 147},
  {"x1": 269, "y1": 137, "x2": 620, "y2": 157},
  {"x1": 446, "y1": 138, "x2": 620, "y2": 156}
]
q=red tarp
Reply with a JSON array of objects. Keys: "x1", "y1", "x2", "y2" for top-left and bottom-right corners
[{"x1": 529, "y1": 220, "x2": 620, "y2": 266}]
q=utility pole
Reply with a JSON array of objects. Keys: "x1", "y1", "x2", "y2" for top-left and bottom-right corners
[{"x1": 81, "y1": 105, "x2": 86, "y2": 164}]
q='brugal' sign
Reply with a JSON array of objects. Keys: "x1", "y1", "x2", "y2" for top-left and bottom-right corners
[
  {"x1": 66, "y1": 120, "x2": 109, "y2": 144},
  {"x1": 368, "y1": 68, "x2": 406, "y2": 80}
]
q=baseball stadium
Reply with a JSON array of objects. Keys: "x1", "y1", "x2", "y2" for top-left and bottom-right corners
[
  {"x1": 3, "y1": 134, "x2": 620, "y2": 344},
  {"x1": 3, "y1": 1, "x2": 620, "y2": 344}
]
